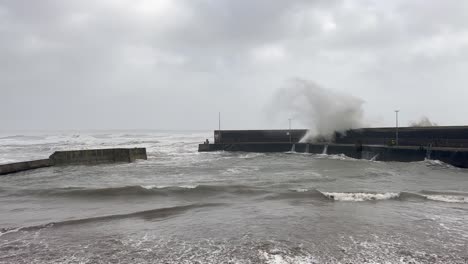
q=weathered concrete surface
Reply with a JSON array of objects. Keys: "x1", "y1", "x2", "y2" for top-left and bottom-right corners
[
  {"x1": 214, "y1": 130, "x2": 307, "y2": 144},
  {"x1": 50, "y1": 148, "x2": 147, "y2": 165},
  {"x1": 1, "y1": 148, "x2": 148, "y2": 176},
  {"x1": 0, "y1": 159, "x2": 52, "y2": 175},
  {"x1": 198, "y1": 143, "x2": 468, "y2": 168}
]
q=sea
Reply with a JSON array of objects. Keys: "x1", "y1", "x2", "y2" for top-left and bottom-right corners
[{"x1": 0, "y1": 131, "x2": 467, "y2": 264}]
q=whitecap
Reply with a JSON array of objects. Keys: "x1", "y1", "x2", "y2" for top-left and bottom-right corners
[
  {"x1": 0, "y1": 227, "x2": 22, "y2": 237},
  {"x1": 425, "y1": 195, "x2": 467, "y2": 203},
  {"x1": 140, "y1": 184, "x2": 198, "y2": 190},
  {"x1": 322, "y1": 192, "x2": 399, "y2": 202},
  {"x1": 141, "y1": 185, "x2": 159, "y2": 190}
]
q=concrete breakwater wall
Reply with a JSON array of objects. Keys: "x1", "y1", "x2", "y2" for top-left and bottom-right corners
[
  {"x1": 198, "y1": 143, "x2": 468, "y2": 168},
  {"x1": 0, "y1": 159, "x2": 52, "y2": 175},
  {"x1": 50, "y1": 148, "x2": 147, "y2": 165},
  {"x1": 0, "y1": 148, "x2": 147, "y2": 176},
  {"x1": 214, "y1": 126, "x2": 468, "y2": 148}
]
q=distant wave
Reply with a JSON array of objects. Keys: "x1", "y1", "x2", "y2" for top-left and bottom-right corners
[
  {"x1": 263, "y1": 189, "x2": 399, "y2": 202},
  {"x1": 322, "y1": 190, "x2": 468, "y2": 203},
  {"x1": 419, "y1": 190, "x2": 468, "y2": 203},
  {"x1": 0, "y1": 135, "x2": 44, "y2": 140},
  {"x1": 0, "y1": 203, "x2": 223, "y2": 236},
  {"x1": 270, "y1": 189, "x2": 468, "y2": 203},
  {"x1": 263, "y1": 189, "x2": 329, "y2": 201},
  {"x1": 116, "y1": 140, "x2": 160, "y2": 145},
  {"x1": 16, "y1": 184, "x2": 269, "y2": 198},
  {"x1": 425, "y1": 195, "x2": 467, "y2": 203}
]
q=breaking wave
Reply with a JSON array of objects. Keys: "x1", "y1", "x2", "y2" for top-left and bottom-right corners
[
  {"x1": 322, "y1": 191, "x2": 400, "y2": 201},
  {"x1": 264, "y1": 189, "x2": 329, "y2": 201},
  {"x1": 323, "y1": 191, "x2": 468, "y2": 203},
  {"x1": 14, "y1": 184, "x2": 269, "y2": 198},
  {"x1": 320, "y1": 190, "x2": 468, "y2": 203},
  {"x1": 420, "y1": 159, "x2": 455, "y2": 169},
  {"x1": 264, "y1": 189, "x2": 401, "y2": 202},
  {"x1": 273, "y1": 189, "x2": 468, "y2": 203},
  {"x1": 420, "y1": 190, "x2": 468, "y2": 203},
  {"x1": 425, "y1": 195, "x2": 467, "y2": 203},
  {"x1": 7, "y1": 185, "x2": 468, "y2": 204}
]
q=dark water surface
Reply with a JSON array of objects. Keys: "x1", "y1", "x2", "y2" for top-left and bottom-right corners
[{"x1": 0, "y1": 132, "x2": 467, "y2": 263}]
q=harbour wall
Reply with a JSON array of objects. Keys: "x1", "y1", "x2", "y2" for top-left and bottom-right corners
[
  {"x1": 198, "y1": 143, "x2": 468, "y2": 168},
  {"x1": 50, "y1": 148, "x2": 147, "y2": 165},
  {"x1": 214, "y1": 129, "x2": 307, "y2": 144},
  {"x1": 214, "y1": 126, "x2": 468, "y2": 148},
  {"x1": 0, "y1": 148, "x2": 147, "y2": 176}
]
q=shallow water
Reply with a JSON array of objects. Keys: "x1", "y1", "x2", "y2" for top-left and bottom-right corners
[{"x1": 0, "y1": 131, "x2": 467, "y2": 263}]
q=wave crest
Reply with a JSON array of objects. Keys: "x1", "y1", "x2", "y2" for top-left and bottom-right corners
[
  {"x1": 18, "y1": 184, "x2": 268, "y2": 198},
  {"x1": 8, "y1": 185, "x2": 468, "y2": 204},
  {"x1": 321, "y1": 192, "x2": 400, "y2": 202},
  {"x1": 425, "y1": 195, "x2": 467, "y2": 203}
]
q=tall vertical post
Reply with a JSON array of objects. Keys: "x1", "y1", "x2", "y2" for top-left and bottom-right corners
[
  {"x1": 218, "y1": 112, "x2": 221, "y2": 143},
  {"x1": 288, "y1": 118, "x2": 292, "y2": 143},
  {"x1": 395, "y1": 110, "x2": 399, "y2": 146}
]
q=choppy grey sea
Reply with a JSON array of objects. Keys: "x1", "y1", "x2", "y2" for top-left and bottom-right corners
[{"x1": 0, "y1": 131, "x2": 467, "y2": 263}]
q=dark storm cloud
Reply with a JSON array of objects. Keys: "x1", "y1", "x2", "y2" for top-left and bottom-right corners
[{"x1": 1, "y1": 0, "x2": 467, "y2": 130}]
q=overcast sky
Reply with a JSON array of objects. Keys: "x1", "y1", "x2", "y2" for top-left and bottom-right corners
[{"x1": 1, "y1": 0, "x2": 467, "y2": 131}]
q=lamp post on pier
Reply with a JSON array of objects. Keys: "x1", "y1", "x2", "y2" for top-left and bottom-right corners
[{"x1": 395, "y1": 110, "x2": 399, "y2": 146}]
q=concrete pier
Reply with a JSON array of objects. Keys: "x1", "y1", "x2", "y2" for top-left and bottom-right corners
[
  {"x1": 0, "y1": 148, "x2": 147, "y2": 176},
  {"x1": 0, "y1": 159, "x2": 52, "y2": 175},
  {"x1": 199, "y1": 142, "x2": 468, "y2": 168},
  {"x1": 50, "y1": 148, "x2": 147, "y2": 165},
  {"x1": 202, "y1": 127, "x2": 468, "y2": 168},
  {"x1": 214, "y1": 126, "x2": 468, "y2": 147}
]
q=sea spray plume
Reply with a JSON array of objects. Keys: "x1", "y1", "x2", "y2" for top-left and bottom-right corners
[
  {"x1": 269, "y1": 79, "x2": 365, "y2": 142},
  {"x1": 409, "y1": 116, "x2": 438, "y2": 127}
]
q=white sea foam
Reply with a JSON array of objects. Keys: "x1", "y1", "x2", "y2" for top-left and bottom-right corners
[
  {"x1": 314, "y1": 153, "x2": 351, "y2": 161},
  {"x1": 320, "y1": 190, "x2": 468, "y2": 203},
  {"x1": 238, "y1": 153, "x2": 265, "y2": 159},
  {"x1": 425, "y1": 195, "x2": 467, "y2": 203},
  {"x1": 223, "y1": 168, "x2": 244, "y2": 175},
  {"x1": 222, "y1": 167, "x2": 259, "y2": 175},
  {"x1": 259, "y1": 249, "x2": 317, "y2": 264},
  {"x1": 179, "y1": 185, "x2": 198, "y2": 189},
  {"x1": 322, "y1": 192, "x2": 399, "y2": 202},
  {"x1": 422, "y1": 159, "x2": 454, "y2": 169},
  {"x1": 0, "y1": 227, "x2": 21, "y2": 237},
  {"x1": 141, "y1": 185, "x2": 198, "y2": 190},
  {"x1": 141, "y1": 185, "x2": 159, "y2": 189}
]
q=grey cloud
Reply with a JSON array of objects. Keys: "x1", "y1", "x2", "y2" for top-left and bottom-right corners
[{"x1": 1, "y1": 0, "x2": 467, "y2": 130}]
